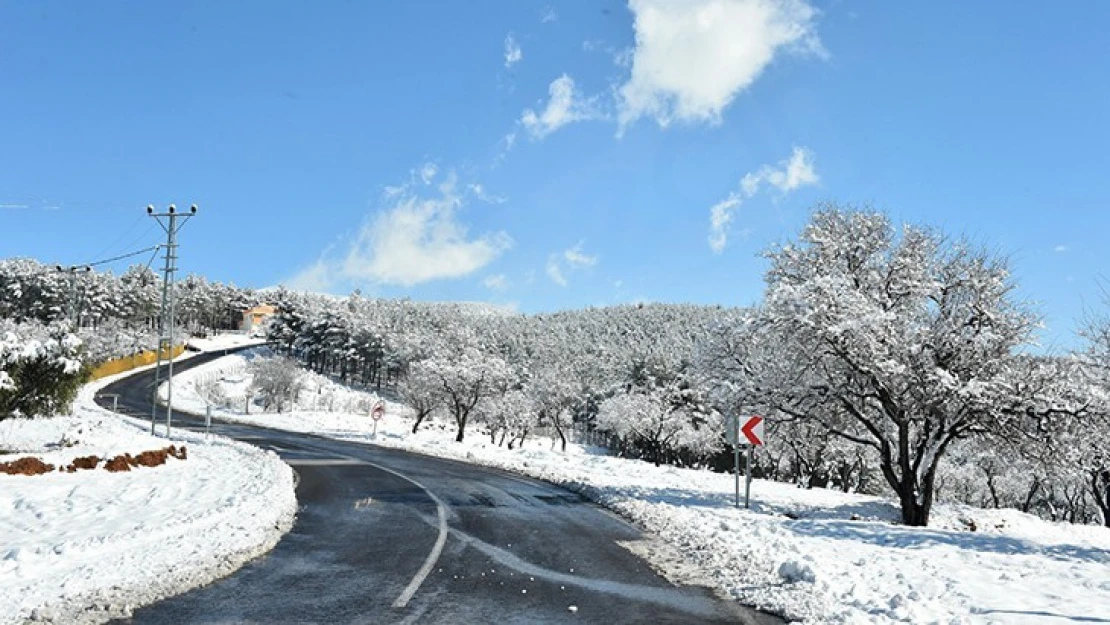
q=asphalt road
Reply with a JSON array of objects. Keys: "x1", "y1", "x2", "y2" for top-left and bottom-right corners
[{"x1": 98, "y1": 349, "x2": 782, "y2": 625}]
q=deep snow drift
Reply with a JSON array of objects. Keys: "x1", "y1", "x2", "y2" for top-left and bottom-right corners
[
  {"x1": 0, "y1": 339, "x2": 295, "y2": 625},
  {"x1": 168, "y1": 352, "x2": 1110, "y2": 624}
]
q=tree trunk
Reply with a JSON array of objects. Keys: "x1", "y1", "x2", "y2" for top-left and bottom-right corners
[
  {"x1": 1091, "y1": 470, "x2": 1110, "y2": 528},
  {"x1": 880, "y1": 454, "x2": 936, "y2": 527},
  {"x1": 411, "y1": 409, "x2": 429, "y2": 435},
  {"x1": 455, "y1": 410, "x2": 467, "y2": 442},
  {"x1": 554, "y1": 422, "x2": 567, "y2": 452},
  {"x1": 1021, "y1": 478, "x2": 1042, "y2": 513},
  {"x1": 985, "y1": 473, "x2": 1001, "y2": 509}
]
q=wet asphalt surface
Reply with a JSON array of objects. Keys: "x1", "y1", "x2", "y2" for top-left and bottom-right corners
[{"x1": 98, "y1": 349, "x2": 783, "y2": 625}]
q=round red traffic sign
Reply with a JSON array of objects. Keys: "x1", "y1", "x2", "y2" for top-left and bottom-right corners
[{"x1": 371, "y1": 401, "x2": 385, "y2": 421}]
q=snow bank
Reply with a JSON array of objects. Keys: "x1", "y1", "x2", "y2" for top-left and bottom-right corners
[
  {"x1": 170, "y1": 355, "x2": 1110, "y2": 624},
  {"x1": 184, "y1": 333, "x2": 267, "y2": 353},
  {"x1": 0, "y1": 352, "x2": 296, "y2": 625}
]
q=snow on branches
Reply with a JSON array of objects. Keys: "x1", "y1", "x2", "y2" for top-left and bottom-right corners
[
  {"x1": 745, "y1": 206, "x2": 1090, "y2": 525},
  {"x1": 0, "y1": 320, "x2": 86, "y2": 420}
]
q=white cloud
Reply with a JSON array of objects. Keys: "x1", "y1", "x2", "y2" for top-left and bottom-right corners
[
  {"x1": 618, "y1": 0, "x2": 822, "y2": 129},
  {"x1": 504, "y1": 34, "x2": 523, "y2": 68},
  {"x1": 708, "y1": 146, "x2": 818, "y2": 253},
  {"x1": 467, "y1": 183, "x2": 507, "y2": 204},
  {"x1": 545, "y1": 241, "x2": 599, "y2": 286},
  {"x1": 1053, "y1": 244, "x2": 1069, "y2": 253},
  {"x1": 285, "y1": 258, "x2": 335, "y2": 293},
  {"x1": 546, "y1": 255, "x2": 568, "y2": 286},
  {"x1": 483, "y1": 274, "x2": 510, "y2": 291},
  {"x1": 521, "y1": 74, "x2": 598, "y2": 139},
  {"x1": 741, "y1": 146, "x2": 819, "y2": 195},
  {"x1": 564, "y1": 240, "x2": 598, "y2": 268},
  {"x1": 419, "y1": 163, "x2": 438, "y2": 185},
  {"x1": 708, "y1": 194, "x2": 742, "y2": 254},
  {"x1": 541, "y1": 6, "x2": 557, "y2": 23},
  {"x1": 342, "y1": 182, "x2": 511, "y2": 287},
  {"x1": 287, "y1": 168, "x2": 512, "y2": 289}
]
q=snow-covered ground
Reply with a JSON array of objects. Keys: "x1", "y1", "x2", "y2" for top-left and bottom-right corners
[
  {"x1": 168, "y1": 353, "x2": 1110, "y2": 624},
  {"x1": 0, "y1": 336, "x2": 294, "y2": 625}
]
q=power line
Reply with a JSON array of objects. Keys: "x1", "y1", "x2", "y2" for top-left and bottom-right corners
[
  {"x1": 89, "y1": 213, "x2": 145, "y2": 262},
  {"x1": 84, "y1": 245, "x2": 162, "y2": 269}
]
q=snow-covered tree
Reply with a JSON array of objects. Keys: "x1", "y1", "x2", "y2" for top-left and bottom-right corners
[
  {"x1": 422, "y1": 348, "x2": 516, "y2": 442},
  {"x1": 0, "y1": 320, "x2": 86, "y2": 420},
  {"x1": 398, "y1": 359, "x2": 445, "y2": 434},
  {"x1": 597, "y1": 362, "x2": 721, "y2": 468},
  {"x1": 750, "y1": 207, "x2": 1085, "y2": 526},
  {"x1": 476, "y1": 389, "x2": 535, "y2": 448},
  {"x1": 249, "y1": 356, "x2": 304, "y2": 413}
]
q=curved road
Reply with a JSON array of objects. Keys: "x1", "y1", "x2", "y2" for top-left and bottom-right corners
[{"x1": 99, "y1": 349, "x2": 781, "y2": 624}]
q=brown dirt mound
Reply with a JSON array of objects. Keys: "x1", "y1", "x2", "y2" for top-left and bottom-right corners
[
  {"x1": 105, "y1": 446, "x2": 188, "y2": 472},
  {"x1": 0, "y1": 456, "x2": 56, "y2": 476},
  {"x1": 65, "y1": 455, "x2": 101, "y2": 472},
  {"x1": 103, "y1": 455, "x2": 132, "y2": 472},
  {"x1": 2, "y1": 445, "x2": 188, "y2": 476},
  {"x1": 133, "y1": 448, "x2": 170, "y2": 467}
]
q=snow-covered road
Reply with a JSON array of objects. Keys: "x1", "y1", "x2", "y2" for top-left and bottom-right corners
[{"x1": 0, "y1": 341, "x2": 295, "y2": 625}]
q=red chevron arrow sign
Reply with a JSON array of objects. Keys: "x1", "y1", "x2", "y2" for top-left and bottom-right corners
[{"x1": 740, "y1": 416, "x2": 765, "y2": 446}]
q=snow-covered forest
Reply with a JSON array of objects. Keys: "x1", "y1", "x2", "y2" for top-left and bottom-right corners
[
  {"x1": 263, "y1": 207, "x2": 1110, "y2": 528},
  {"x1": 0, "y1": 258, "x2": 258, "y2": 363},
  {"x1": 0, "y1": 258, "x2": 261, "y2": 419},
  {"x1": 2, "y1": 207, "x2": 1108, "y2": 528}
]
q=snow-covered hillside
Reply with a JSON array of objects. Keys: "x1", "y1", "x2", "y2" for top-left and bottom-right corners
[
  {"x1": 0, "y1": 343, "x2": 294, "y2": 625},
  {"x1": 169, "y1": 353, "x2": 1110, "y2": 624}
]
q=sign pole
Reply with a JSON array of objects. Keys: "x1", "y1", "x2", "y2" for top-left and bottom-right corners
[
  {"x1": 745, "y1": 445, "x2": 753, "y2": 509},
  {"x1": 734, "y1": 442, "x2": 741, "y2": 508},
  {"x1": 725, "y1": 413, "x2": 740, "y2": 508}
]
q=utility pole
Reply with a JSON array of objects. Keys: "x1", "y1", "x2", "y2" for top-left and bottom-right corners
[
  {"x1": 55, "y1": 265, "x2": 91, "y2": 329},
  {"x1": 148, "y1": 204, "x2": 197, "y2": 438}
]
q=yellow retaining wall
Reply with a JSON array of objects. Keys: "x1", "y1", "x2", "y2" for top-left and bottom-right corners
[{"x1": 89, "y1": 345, "x2": 186, "y2": 380}]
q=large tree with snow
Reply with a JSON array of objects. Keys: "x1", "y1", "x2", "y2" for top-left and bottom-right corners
[
  {"x1": 751, "y1": 206, "x2": 1085, "y2": 526},
  {"x1": 398, "y1": 359, "x2": 445, "y2": 434},
  {"x1": 422, "y1": 348, "x2": 516, "y2": 443}
]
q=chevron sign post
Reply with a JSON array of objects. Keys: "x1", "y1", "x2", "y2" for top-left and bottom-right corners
[
  {"x1": 737, "y1": 416, "x2": 765, "y2": 509},
  {"x1": 740, "y1": 416, "x2": 765, "y2": 446}
]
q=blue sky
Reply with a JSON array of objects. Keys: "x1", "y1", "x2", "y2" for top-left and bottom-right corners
[{"x1": 2, "y1": 1, "x2": 1108, "y2": 349}]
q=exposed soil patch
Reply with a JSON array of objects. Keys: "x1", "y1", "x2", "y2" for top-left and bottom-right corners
[
  {"x1": 65, "y1": 455, "x2": 101, "y2": 472},
  {"x1": 0, "y1": 456, "x2": 55, "y2": 476},
  {"x1": 103, "y1": 455, "x2": 132, "y2": 473},
  {"x1": 105, "y1": 445, "x2": 188, "y2": 473},
  {"x1": 1, "y1": 446, "x2": 187, "y2": 476}
]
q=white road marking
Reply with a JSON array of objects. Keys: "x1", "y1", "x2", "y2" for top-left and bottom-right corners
[
  {"x1": 346, "y1": 457, "x2": 449, "y2": 609},
  {"x1": 284, "y1": 458, "x2": 367, "y2": 466}
]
